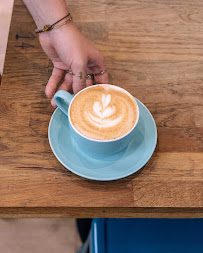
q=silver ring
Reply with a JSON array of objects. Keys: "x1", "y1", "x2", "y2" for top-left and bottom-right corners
[
  {"x1": 66, "y1": 69, "x2": 107, "y2": 79},
  {"x1": 92, "y1": 70, "x2": 107, "y2": 76},
  {"x1": 66, "y1": 70, "x2": 82, "y2": 78},
  {"x1": 86, "y1": 74, "x2": 93, "y2": 80},
  {"x1": 86, "y1": 70, "x2": 107, "y2": 80}
]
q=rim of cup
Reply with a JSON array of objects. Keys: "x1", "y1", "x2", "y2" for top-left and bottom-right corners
[{"x1": 68, "y1": 84, "x2": 140, "y2": 143}]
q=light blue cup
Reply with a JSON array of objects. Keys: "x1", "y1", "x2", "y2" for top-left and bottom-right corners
[{"x1": 54, "y1": 84, "x2": 139, "y2": 156}]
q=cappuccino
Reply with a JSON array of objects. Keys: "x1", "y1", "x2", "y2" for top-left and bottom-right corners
[{"x1": 70, "y1": 85, "x2": 138, "y2": 140}]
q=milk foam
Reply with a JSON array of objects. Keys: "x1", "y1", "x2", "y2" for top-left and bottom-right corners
[
  {"x1": 70, "y1": 85, "x2": 138, "y2": 140},
  {"x1": 85, "y1": 94, "x2": 123, "y2": 128}
]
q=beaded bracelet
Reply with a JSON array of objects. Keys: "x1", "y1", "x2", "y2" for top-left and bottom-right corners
[{"x1": 35, "y1": 13, "x2": 72, "y2": 33}]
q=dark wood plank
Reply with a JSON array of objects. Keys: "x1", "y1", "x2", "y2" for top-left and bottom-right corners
[{"x1": 0, "y1": 207, "x2": 202, "y2": 218}]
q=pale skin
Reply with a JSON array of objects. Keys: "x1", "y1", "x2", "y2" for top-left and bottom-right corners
[{"x1": 23, "y1": 0, "x2": 108, "y2": 107}]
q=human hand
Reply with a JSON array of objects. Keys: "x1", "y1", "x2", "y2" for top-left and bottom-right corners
[{"x1": 39, "y1": 23, "x2": 108, "y2": 107}]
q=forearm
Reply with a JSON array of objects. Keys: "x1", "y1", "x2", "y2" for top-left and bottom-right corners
[
  {"x1": 23, "y1": 0, "x2": 69, "y2": 29},
  {"x1": 23, "y1": 0, "x2": 108, "y2": 103}
]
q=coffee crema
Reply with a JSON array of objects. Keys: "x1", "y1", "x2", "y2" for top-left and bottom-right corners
[{"x1": 70, "y1": 85, "x2": 138, "y2": 140}]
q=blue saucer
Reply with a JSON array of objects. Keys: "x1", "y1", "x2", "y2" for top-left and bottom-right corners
[{"x1": 48, "y1": 98, "x2": 157, "y2": 181}]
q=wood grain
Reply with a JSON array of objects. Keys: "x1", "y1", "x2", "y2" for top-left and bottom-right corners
[
  {"x1": 0, "y1": 207, "x2": 202, "y2": 218},
  {"x1": 0, "y1": 0, "x2": 202, "y2": 217}
]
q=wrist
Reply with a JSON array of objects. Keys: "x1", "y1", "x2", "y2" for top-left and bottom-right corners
[
  {"x1": 38, "y1": 20, "x2": 77, "y2": 48},
  {"x1": 36, "y1": 12, "x2": 70, "y2": 31},
  {"x1": 47, "y1": 21, "x2": 78, "y2": 38},
  {"x1": 23, "y1": 0, "x2": 69, "y2": 29},
  {"x1": 35, "y1": 13, "x2": 72, "y2": 33}
]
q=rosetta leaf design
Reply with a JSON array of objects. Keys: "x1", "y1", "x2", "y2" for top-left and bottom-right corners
[
  {"x1": 102, "y1": 106, "x2": 115, "y2": 118},
  {"x1": 93, "y1": 101, "x2": 102, "y2": 118},
  {"x1": 92, "y1": 93, "x2": 115, "y2": 121},
  {"x1": 88, "y1": 94, "x2": 122, "y2": 128},
  {"x1": 102, "y1": 94, "x2": 111, "y2": 109}
]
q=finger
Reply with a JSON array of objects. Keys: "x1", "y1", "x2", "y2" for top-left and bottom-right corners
[
  {"x1": 71, "y1": 61, "x2": 87, "y2": 94},
  {"x1": 94, "y1": 71, "x2": 109, "y2": 85},
  {"x1": 51, "y1": 73, "x2": 73, "y2": 108},
  {"x1": 51, "y1": 97, "x2": 57, "y2": 108},
  {"x1": 86, "y1": 78, "x2": 93, "y2": 87},
  {"x1": 45, "y1": 67, "x2": 64, "y2": 97},
  {"x1": 58, "y1": 73, "x2": 73, "y2": 91},
  {"x1": 90, "y1": 54, "x2": 109, "y2": 84}
]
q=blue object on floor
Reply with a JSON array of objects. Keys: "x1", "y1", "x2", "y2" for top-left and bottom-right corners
[{"x1": 90, "y1": 218, "x2": 203, "y2": 253}]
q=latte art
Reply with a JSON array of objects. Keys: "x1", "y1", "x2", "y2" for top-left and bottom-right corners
[
  {"x1": 70, "y1": 85, "x2": 138, "y2": 140},
  {"x1": 86, "y1": 94, "x2": 122, "y2": 128}
]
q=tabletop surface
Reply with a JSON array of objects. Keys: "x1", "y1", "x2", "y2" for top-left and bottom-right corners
[{"x1": 0, "y1": 0, "x2": 202, "y2": 218}]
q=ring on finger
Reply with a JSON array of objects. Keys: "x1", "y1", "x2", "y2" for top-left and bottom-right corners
[
  {"x1": 92, "y1": 70, "x2": 107, "y2": 76},
  {"x1": 86, "y1": 70, "x2": 107, "y2": 80},
  {"x1": 66, "y1": 69, "x2": 107, "y2": 79},
  {"x1": 66, "y1": 70, "x2": 82, "y2": 79}
]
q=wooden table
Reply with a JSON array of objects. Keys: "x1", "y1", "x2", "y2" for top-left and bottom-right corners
[{"x1": 0, "y1": 0, "x2": 202, "y2": 218}]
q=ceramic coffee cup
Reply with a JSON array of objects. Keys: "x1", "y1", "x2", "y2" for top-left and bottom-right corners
[{"x1": 54, "y1": 84, "x2": 139, "y2": 155}]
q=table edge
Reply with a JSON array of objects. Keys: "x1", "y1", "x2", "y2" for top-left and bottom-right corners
[{"x1": 0, "y1": 207, "x2": 203, "y2": 218}]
